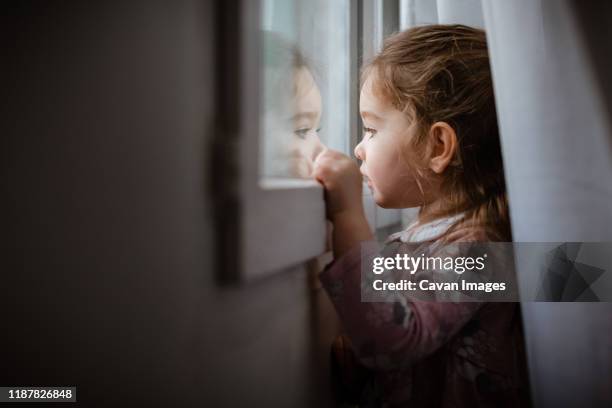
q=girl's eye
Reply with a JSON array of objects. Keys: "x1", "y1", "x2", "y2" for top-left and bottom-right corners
[
  {"x1": 294, "y1": 128, "x2": 310, "y2": 139},
  {"x1": 363, "y1": 126, "x2": 377, "y2": 137}
]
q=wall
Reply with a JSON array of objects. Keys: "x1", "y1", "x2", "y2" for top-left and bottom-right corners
[{"x1": 1, "y1": 1, "x2": 339, "y2": 406}]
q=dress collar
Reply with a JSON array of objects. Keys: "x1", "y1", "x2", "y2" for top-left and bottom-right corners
[{"x1": 386, "y1": 212, "x2": 466, "y2": 243}]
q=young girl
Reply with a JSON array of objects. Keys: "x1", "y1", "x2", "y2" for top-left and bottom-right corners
[{"x1": 313, "y1": 25, "x2": 530, "y2": 407}]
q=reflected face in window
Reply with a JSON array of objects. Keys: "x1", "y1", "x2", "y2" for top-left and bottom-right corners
[
  {"x1": 260, "y1": 30, "x2": 327, "y2": 179},
  {"x1": 289, "y1": 66, "x2": 324, "y2": 178},
  {"x1": 262, "y1": 59, "x2": 325, "y2": 179}
]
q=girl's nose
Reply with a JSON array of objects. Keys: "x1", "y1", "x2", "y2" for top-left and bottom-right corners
[
  {"x1": 311, "y1": 138, "x2": 325, "y2": 162},
  {"x1": 354, "y1": 140, "x2": 365, "y2": 161}
]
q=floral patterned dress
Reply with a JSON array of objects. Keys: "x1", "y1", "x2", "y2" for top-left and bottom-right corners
[{"x1": 320, "y1": 216, "x2": 531, "y2": 407}]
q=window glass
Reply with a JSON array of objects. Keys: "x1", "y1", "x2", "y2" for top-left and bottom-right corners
[{"x1": 260, "y1": 0, "x2": 350, "y2": 179}]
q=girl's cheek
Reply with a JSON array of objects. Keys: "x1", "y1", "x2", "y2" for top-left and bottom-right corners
[{"x1": 369, "y1": 166, "x2": 392, "y2": 195}]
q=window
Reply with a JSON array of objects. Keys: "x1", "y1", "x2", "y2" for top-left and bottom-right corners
[
  {"x1": 214, "y1": 0, "x2": 359, "y2": 280},
  {"x1": 260, "y1": 0, "x2": 352, "y2": 181}
]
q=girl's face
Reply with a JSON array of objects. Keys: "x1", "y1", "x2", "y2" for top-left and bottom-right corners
[
  {"x1": 289, "y1": 67, "x2": 325, "y2": 177},
  {"x1": 355, "y1": 73, "x2": 430, "y2": 208},
  {"x1": 262, "y1": 65, "x2": 324, "y2": 178}
]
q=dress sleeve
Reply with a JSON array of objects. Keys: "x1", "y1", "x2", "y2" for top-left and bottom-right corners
[{"x1": 319, "y1": 240, "x2": 483, "y2": 371}]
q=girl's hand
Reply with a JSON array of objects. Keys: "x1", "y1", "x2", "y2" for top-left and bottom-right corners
[
  {"x1": 313, "y1": 149, "x2": 373, "y2": 258},
  {"x1": 312, "y1": 149, "x2": 363, "y2": 221}
]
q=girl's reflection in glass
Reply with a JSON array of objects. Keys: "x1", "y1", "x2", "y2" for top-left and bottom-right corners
[{"x1": 262, "y1": 32, "x2": 326, "y2": 178}]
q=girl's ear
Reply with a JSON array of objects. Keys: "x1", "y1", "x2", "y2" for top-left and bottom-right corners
[{"x1": 428, "y1": 122, "x2": 458, "y2": 174}]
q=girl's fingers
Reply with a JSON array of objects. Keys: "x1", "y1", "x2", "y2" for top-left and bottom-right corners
[
  {"x1": 311, "y1": 143, "x2": 326, "y2": 163},
  {"x1": 313, "y1": 147, "x2": 330, "y2": 165}
]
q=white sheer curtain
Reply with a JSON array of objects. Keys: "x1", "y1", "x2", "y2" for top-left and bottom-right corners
[
  {"x1": 398, "y1": 1, "x2": 612, "y2": 406},
  {"x1": 399, "y1": 0, "x2": 483, "y2": 29},
  {"x1": 483, "y1": 0, "x2": 612, "y2": 407}
]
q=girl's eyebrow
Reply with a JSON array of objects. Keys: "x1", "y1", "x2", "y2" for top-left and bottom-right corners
[
  {"x1": 360, "y1": 111, "x2": 383, "y2": 122},
  {"x1": 291, "y1": 111, "x2": 318, "y2": 122}
]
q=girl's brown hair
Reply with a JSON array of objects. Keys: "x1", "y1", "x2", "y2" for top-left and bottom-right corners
[{"x1": 365, "y1": 24, "x2": 511, "y2": 241}]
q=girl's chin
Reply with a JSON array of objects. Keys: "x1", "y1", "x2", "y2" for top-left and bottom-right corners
[
  {"x1": 373, "y1": 191, "x2": 410, "y2": 209},
  {"x1": 372, "y1": 192, "x2": 392, "y2": 208},
  {"x1": 370, "y1": 185, "x2": 407, "y2": 208}
]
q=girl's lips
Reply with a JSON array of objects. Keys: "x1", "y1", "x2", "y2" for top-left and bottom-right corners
[{"x1": 360, "y1": 169, "x2": 373, "y2": 188}]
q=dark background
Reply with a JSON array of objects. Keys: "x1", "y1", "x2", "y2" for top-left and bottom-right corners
[{"x1": 1, "y1": 1, "x2": 339, "y2": 406}]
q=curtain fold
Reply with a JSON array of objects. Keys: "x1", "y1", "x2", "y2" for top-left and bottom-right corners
[{"x1": 483, "y1": 0, "x2": 612, "y2": 407}]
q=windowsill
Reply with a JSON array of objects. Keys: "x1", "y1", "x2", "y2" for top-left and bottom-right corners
[{"x1": 260, "y1": 177, "x2": 322, "y2": 190}]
